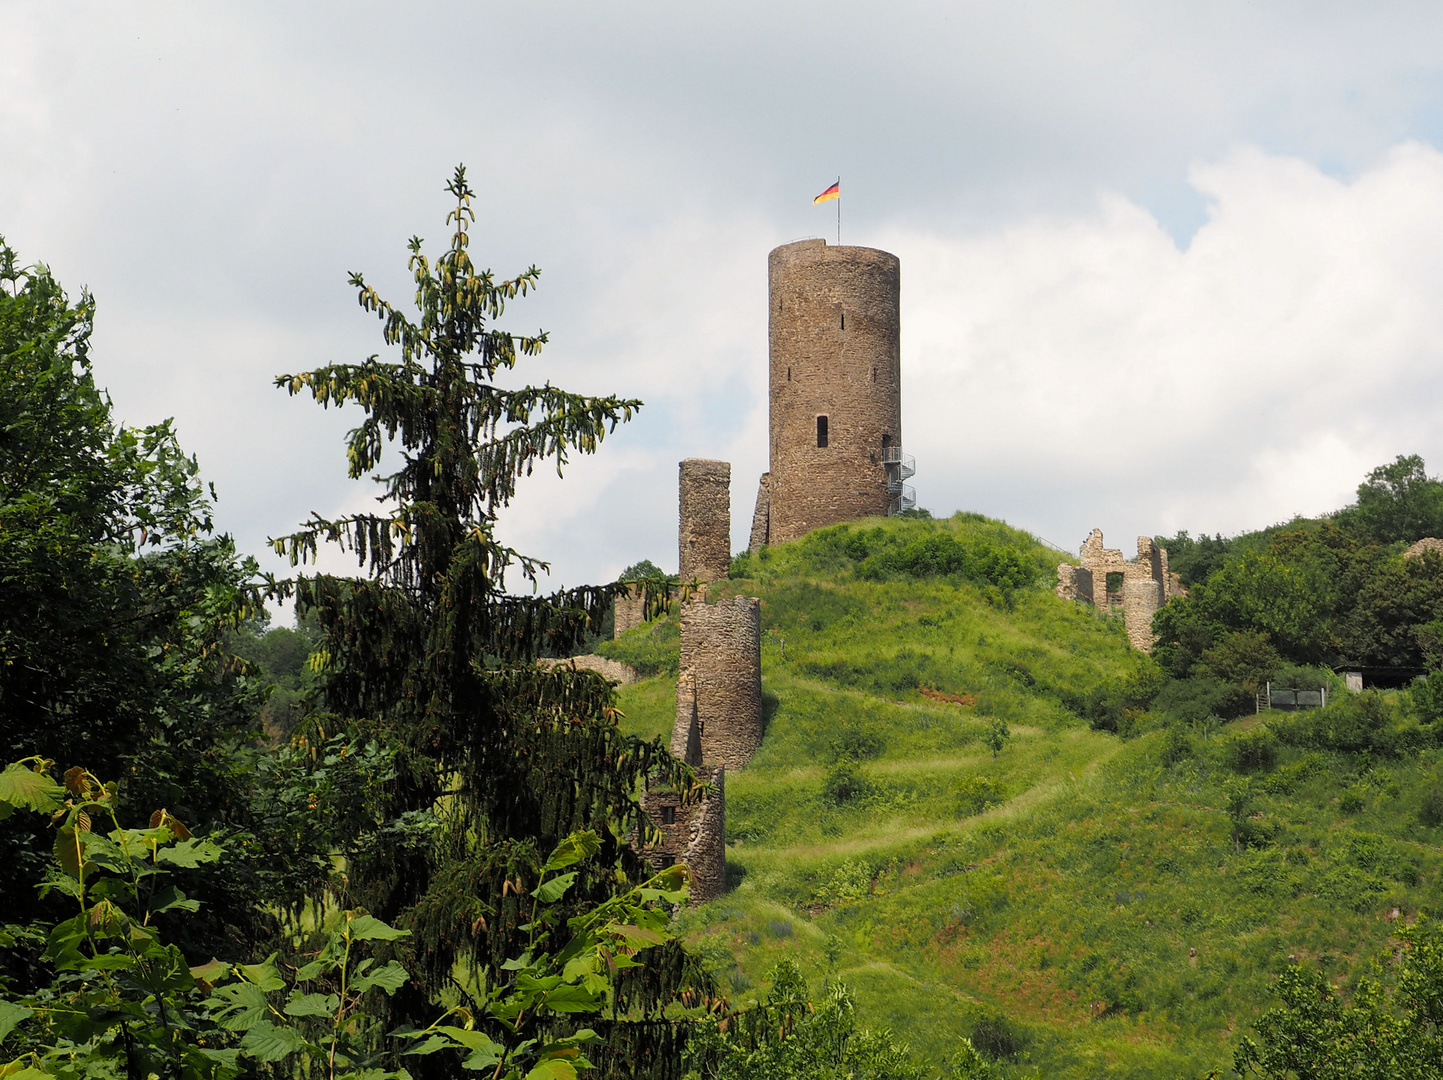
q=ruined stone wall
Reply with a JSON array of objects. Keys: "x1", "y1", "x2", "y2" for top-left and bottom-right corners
[
  {"x1": 679, "y1": 459, "x2": 731, "y2": 583},
  {"x1": 677, "y1": 595, "x2": 763, "y2": 771},
  {"x1": 612, "y1": 583, "x2": 647, "y2": 639},
  {"x1": 1059, "y1": 529, "x2": 1177, "y2": 653},
  {"x1": 1122, "y1": 577, "x2": 1163, "y2": 652},
  {"x1": 767, "y1": 239, "x2": 901, "y2": 544},
  {"x1": 1055, "y1": 563, "x2": 1094, "y2": 602},
  {"x1": 748, "y1": 473, "x2": 771, "y2": 553},
  {"x1": 671, "y1": 668, "x2": 698, "y2": 761},
  {"x1": 637, "y1": 766, "x2": 725, "y2": 904},
  {"x1": 1406, "y1": 538, "x2": 1443, "y2": 559},
  {"x1": 537, "y1": 655, "x2": 639, "y2": 685}
]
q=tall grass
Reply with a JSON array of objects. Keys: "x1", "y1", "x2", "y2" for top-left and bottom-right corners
[{"x1": 611, "y1": 513, "x2": 1443, "y2": 1078}]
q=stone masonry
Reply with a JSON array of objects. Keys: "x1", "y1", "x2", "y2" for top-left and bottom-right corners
[
  {"x1": 748, "y1": 473, "x2": 771, "y2": 554},
  {"x1": 1056, "y1": 529, "x2": 1186, "y2": 652},
  {"x1": 1405, "y1": 538, "x2": 1443, "y2": 560},
  {"x1": 536, "y1": 655, "x2": 639, "y2": 685},
  {"x1": 637, "y1": 765, "x2": 725, "y2": 903},
  {"x1": 759, "y1": 239, "x2": 904, "y2": 545},
  {"x1": 674, "y1": 594, "x2": 763, "y2": 771},
  {"x1": 612, "y1": 583, "x2": 647, "y2": 639},
  {"x1": 679, "y1": 459, "x2": 732, "y2": 583}
]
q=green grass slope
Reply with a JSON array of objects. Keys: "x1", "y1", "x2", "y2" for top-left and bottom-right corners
[{"x1": 600, "y1": 513, "x2": 1443, "y2": 1079}]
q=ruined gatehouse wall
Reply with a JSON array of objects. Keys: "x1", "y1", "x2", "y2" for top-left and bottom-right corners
[
  {"x1": 679, "y1": 459, "x2": 732, "y2": 584},
  {"x1": 748, "y1": 473, "x2": 771, "y2": 554}
]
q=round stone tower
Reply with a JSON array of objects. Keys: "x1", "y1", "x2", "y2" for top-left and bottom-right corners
[{"x1": 766, "y1": 238, "x2": 907, "y2": 545}]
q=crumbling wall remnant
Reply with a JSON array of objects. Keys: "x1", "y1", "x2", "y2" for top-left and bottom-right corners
[
  {"x1": 1405, "y1": 538, "x2": 1443, "y2": 560},
  {"x1": 1057, "y1": 529, "x2": 1186, "y2": 652},
  {"x1": 748, "y1": 473, "x2": 771, "y2": 554},
  {"x1": 612, "y1": 583, "x2": 647, "y2": 639},
  {"x1": 638, "y1": 767, "x2": 725, "y2": 903},
  {"x1": 536, "y1": 655, "x2": 639, "y2": 685},
  {"x1": 676, "y1": 595, "x2": 763, "y2": 772},
  {"x1": 679, "y1": 458, "x2": 732, "y2": 583}
]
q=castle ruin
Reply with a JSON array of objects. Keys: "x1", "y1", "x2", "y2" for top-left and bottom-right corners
[
  {"x1": 635, "y1": 462, "x2": 764, "y2": 903},
  {"x1": 1056, "y1": 529, "x2": 1186, "y2": 652},
  {"x1": 679, "y1": 458, "x2": 732, "y2": 583},
  {"x1": 612, "y1": 583, "x2": 647, "y2": 639},
  {"x1": 750, "y1": 239, "x2": 914, "y2": 550},
  {"x1": 673, "y1": 595, "x2": 763, "y2": 771}
]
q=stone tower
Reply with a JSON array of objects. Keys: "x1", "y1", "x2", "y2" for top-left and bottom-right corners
[
  {"x1": 754, "y1": 238, "x2": 911, "y2": 548},
  {"x1": 679, "y1": 459, "x2": 731, "y2": 583}
]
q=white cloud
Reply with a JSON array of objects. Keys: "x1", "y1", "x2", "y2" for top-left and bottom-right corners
[
  {"x1": 12, "y1": 6, "x2": 1443, "y2": 602},
  {"x1": 890, "y1": 142, "x2": 1443, "y2": 551}
]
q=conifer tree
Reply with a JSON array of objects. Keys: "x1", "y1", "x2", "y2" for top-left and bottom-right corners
[{"x1": 270, "y1": 167, "x2": 699, "y2": 1075}]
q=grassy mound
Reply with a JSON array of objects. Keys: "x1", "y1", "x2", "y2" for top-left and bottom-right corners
[{"x1": 605, "y1": 512, "x2": 1443, "y2": 1078}]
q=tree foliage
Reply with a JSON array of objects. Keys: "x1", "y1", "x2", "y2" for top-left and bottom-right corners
[
  {"x1": 266, "y1": 167, "x2": 700, "y2": 1075},
  {"x1": 0, "y1": 238, "x2": 269, "y2": 953},
  {"x1": 1236, "y1": 919, "x2": 1443, "y2": 1079}
]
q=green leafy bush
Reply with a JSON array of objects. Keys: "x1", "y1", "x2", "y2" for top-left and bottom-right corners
[
  {"x1": 954, "y1": 776, "x2": 1008, "y2": 817},
  {"x1": 1225, "y1": 728, "x2": 1279, "y2": 773},
  {"x1": 968, "y1": 1008, "x2": 1027, "y2": 1062},
  {"x1": 832, "y1": 728, "x2": 886, "y2": 762},
  {"x1": 1418, "y1": 787, "x2": 1443, "y2": 827},
  {"x1": 823, "y1": 759, "x2": 872, "y2": 805}
]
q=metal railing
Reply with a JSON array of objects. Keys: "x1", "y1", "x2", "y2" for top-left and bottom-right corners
[
  {"x1": 1257, "y1": 683, "x2": 1328, "y2": 713},
  {"x1": 887, "y1": 485, "x2": 917, "y2": 515},
  {"x1": 882, "y1": 446, "x2": 917, "y2": 515},
  {"x1": 882, "y1": 446, "x2": 916, "y2": 479}
]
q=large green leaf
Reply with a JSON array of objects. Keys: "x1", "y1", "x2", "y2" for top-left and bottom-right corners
[
  {"x1": 538, "y1": 984, "x2": 602, "y2": 1014},
  {"x1": 0, "y1": 1000, "x2": 35, "y2": 1042},
  {"x1": 239, "y1": 1020, "x2": 311, "y2": 1063},
  {"x1": 283, "y1": 991, "x2": 338, "y2": 1018},
  {"x1": 0, "y1": 762, "x2": 64, "y2": 817},
  {"x1": 401, "y1": 1035, "x2": 452, "y2": 1056},
  {"x1": 534, "y1": 872, "x2": 576, "y2": 905},
  {"x1": 208, "y1": 981, "x2": 272, "y2": 1030},
  {"x1": 524, "y1": 1058, "x2": 578, "y2": 1080},
  {"x1": 352, "y1": 960, "x2": 408, "y2": 994},
  {"x1": 347, "y1": 914, "x2": 409, "y2": 942},
  {"x1": 156, "y1": 837, "x2": 224, "y2": 868},
  {"x1": 238, "y1": 954, "x2": 286, "y2": 992},
  {"x1": 541, "y1": 830, "x2": 600, "y2": 874}
]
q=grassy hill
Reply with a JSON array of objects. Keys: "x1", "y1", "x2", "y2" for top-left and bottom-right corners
[{"x1": 598, "y1": 512, "x2": 1443, "y2": 1079}]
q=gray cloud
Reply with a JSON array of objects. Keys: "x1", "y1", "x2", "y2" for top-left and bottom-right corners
[{"x1": 6, "y1": 3, "x2": 1443, "y2": 598}]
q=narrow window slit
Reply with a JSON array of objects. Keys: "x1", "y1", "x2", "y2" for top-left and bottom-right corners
[{"x1": 817, "y1": 415, "x2": 829, "y2": 448}]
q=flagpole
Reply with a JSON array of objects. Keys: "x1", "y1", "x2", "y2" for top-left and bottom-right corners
[{"x1": 836, "y1": 175, "x2": 841, "y2": 245}]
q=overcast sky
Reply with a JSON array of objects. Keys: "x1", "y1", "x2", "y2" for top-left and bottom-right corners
[{"x1": 8, "y1": 3, "x2": 1443, "y2": 601}]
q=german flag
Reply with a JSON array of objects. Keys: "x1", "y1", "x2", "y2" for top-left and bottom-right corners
[{"x1": 813, "y1": 181, "x2": 840, "y2": 204}]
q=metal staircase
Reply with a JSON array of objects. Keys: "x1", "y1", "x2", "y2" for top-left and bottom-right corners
[{"x1": 882, "y1": 446, "x2": 917, "y2": 515}]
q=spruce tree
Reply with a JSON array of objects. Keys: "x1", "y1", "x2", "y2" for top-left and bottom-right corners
[{"x1": 271, "y1": 167, "x2": 699, "y2": 1075}]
